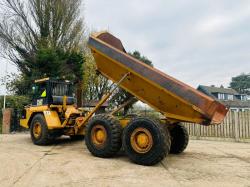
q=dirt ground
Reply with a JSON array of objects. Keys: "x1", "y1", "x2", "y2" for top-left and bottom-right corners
[{"x1": 0, "y1": 134, "x2": 250, "y2": 187}]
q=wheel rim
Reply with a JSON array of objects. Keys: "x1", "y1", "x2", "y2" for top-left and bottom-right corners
[
  {"x1": 33, "y1": 122, "x2": 42, "y2": 139},
  {"x1": 130, "y1": 127, "x2": 153, "y2": 153},
  {"x1": 91, "y1": 125, "x2": 107, "y2": 147}
]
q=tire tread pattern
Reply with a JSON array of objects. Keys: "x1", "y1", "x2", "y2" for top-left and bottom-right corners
[
  {"x1": 123, "y1": 117, "x2": 171, "y2": 166},
  {"x1": 170, "y1": 123, "x2": 189, "y2": 154},
  {"x1": 30, "y1": 114, "x2": 51, "y2": 145},
  {"x1": 85, "y1": 114, "x2": 122, "y2": 158}
]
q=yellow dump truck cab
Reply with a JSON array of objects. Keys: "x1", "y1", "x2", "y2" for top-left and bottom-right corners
[{"x1": 20, "y1": 78, "x2": 85, "y2": 144}]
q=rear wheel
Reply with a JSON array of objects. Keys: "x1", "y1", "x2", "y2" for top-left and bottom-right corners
[
  {"x1": 123, "y1": 117, "x2": 171, "y2": 166},
  {"x1": 30, "y1": 114, "x2": 51, "y2": 145},
  {"x1": 169, "y1": 123, "x2": 189, "y2": 154},
  {"x1": 85, "y1": 114, "x2": 122, "y2": 158}
]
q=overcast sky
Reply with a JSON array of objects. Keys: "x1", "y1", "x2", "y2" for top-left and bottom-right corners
[{"x1": 1, "y1": 0, "x2": 250, "y2": 94}]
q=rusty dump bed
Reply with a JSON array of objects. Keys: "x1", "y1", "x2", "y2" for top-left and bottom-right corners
[{"x1": 88, "y1": 32, "x2": 228, "y2": 125}]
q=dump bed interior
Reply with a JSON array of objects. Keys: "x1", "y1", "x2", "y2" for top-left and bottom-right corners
[{"x1": 88, "y1": 32, "x2": 228, "y2": 125}]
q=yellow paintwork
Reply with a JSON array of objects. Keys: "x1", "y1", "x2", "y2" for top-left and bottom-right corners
[
  {"x1": 119, "y1": 118, "x2": 130, "y2": 128},
  {"x1": 137, "y1": 134, "x2": 148, "y2": 147},
  {"x1": 34, "y1": 77, "x2": 50, "y2": 83},
  {"x1": 22, "y1": 74, "x2": 125, "y2": 136},
  {"x1": 130, "y1": 127, "x2": 153, "y2": 154},
  {"x1": 88, "y1": 32, "x2": 228, "y2": 125},
  {"x1": 63, "y1": 96, "x2": 67, "y2": 111},
  {"x1": 20, "y1": 105, "x2": 49, "y2": 128},
  {"x1": 20, "y1": 119, "x2": 29, "y2": 129},
  {"x1": 64, "y1": 106, "x2": 81, "y2": 119},
  {"x1": 96, "y1": 130, "x2": 105, "y2": 142},
  {"x1": 20, "y1": 88, "x2": 171, "y2": 138},
  {"x1": 91, "y1": 125, "x2": 107, "y2": 147},
  {"x1": 73, "y1": 73, "x2": 129, "y2": 133},
  {"x1": 90, "y1": 49, "x2": 207, "y2": 124},
  {"x1": 20, "y1": 104, "x2": 82, "y2": 130},
  {"x1": 43, "y1": 110, "x2": 62, "y2": 129},
  {"x1": 20, "y1": 100, "x2": 89, "y2": 137},
  {"x1": 92, "y1": 52, "x2": 208, "y2": 124},
  {"x1": 33, "y1": 122, "x2": 42, "y2": 138}
]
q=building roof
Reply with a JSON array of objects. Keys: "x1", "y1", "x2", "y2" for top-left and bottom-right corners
[
  {"x1": 197, "y1": 85, "x2": 250, "y2": 109},
  {"x1": 220, "y1": 100, "x2": 250, "y2": 108},
  {"x1": 198, "y1": 85, "x2": 238, "y2": 95}
]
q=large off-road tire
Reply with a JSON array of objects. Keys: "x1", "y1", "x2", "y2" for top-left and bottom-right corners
[
  {"x1": 85, "y1": 114, "x2": 122, "y2": 158},
  {"x1": 123, "y1": 117, "x2": 171, "y2": 166},
  {"x1": 169, "y1": 123, "x2": 189, "y2": 154},
  {"x1": 30, "y1": 114, "x2": 51, "y2": 145}
]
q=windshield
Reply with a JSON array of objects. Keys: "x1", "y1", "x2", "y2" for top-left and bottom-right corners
[{"x1": 32, "y1": 82, "x2": 47, "y2": 98}]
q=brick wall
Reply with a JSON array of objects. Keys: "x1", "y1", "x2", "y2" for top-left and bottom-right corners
[{"x1": 2, "y1": 108, "x2": 12, "y2": 134}]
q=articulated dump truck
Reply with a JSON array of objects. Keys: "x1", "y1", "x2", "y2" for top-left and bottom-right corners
[{"x1": 20, "y1": 31, "x2": 228, "y2": 166}]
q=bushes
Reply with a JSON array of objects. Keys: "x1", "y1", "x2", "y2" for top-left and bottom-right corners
[
  {"x1": 0, "y1": 95, "x2": 30, "y2": 111},
  {"x1": 0, "y1": 95, "x2": 30, "y2": 132}
]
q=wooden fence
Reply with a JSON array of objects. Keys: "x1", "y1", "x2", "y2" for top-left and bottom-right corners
[{"x1": 184, "y1": 111, "x2": 250, "y2": 141}]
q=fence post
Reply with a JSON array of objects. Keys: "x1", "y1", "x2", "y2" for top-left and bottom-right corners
[
  {"x1": 2, "y1": 108, "x2": 12, "y2": 134},
  {"x1": 195, "y1": 124, "x2": 200, "y2": 140},
  {"x1": 234, "y1": 111, "x2": 239, "y2": 142}
]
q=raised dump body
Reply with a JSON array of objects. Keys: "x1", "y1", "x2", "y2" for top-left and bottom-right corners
[{"x1": 88, "y1": 32, "x2": 228, "y2": 125}]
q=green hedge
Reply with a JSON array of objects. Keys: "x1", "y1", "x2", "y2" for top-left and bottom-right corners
[
  {"x1": 0, "y1": 95, "x2": 30, "y2": 110},
  {"x1": 0, "y1": 95, "x2": 30, "y2": 133}
]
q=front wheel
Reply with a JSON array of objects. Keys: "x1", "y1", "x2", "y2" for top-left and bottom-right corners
[
  {"x1": 30, "y1": 114, "x2": 51, "y2": 145},
  {"x1": 123, "y1": 117, "x2": 171, "y2": 166}
]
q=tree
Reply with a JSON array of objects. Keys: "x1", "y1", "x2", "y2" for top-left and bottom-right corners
[
  {"x1": 0, "y1": 0, "x2": 85, "y2": 105},
  {"x1": 0, "y1": 73, "x2": 30, "y2": 96},
  {"x1": 129, "y1": 51, "x2": 153, "y2": 67},
  {"x1": 0, "y1": 95, "x2": 30, "y2": 111},
  {"x1": 110, "y1": 51, "x2": 153, "y2": 115},
  {"x1": 82, "y1": 49, "x2": 111, "y2": 101},
  {"x1": 230, "y1": 73, "x2": 250, "y2": 95},
  {"x1": 82, "y1": 50, "x2": 153, "y2": 114}
]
